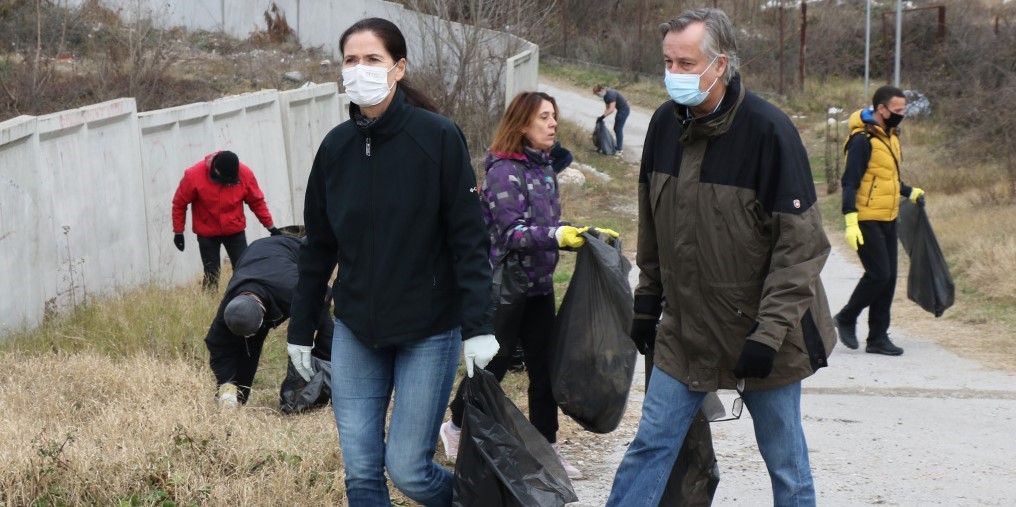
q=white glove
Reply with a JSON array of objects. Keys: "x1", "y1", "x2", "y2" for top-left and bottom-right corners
[
  {"x1": 287, "y1": 343, "x2": 314, "y2": 382},
  {"x1": 462, "y1": 334, "x2": 499, "y2": 378}
]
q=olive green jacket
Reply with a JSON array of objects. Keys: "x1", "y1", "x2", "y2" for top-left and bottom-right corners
[{"x1": 635, "y1": 75, "x2": 837, "y2": 392}]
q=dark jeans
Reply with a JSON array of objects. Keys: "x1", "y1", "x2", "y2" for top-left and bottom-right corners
[
  {"x1": 197, "y1": 231, "x2": 247, "y2": 289},
  {"x1": 839, "y1": 219, "x2": 898, "y2": 340},
  {"x1": 614, "y1": 107, "x2": 630, "y2": 151},
  {"x1": 449, "y1": 293, "x2": 559, "y2": 443}
]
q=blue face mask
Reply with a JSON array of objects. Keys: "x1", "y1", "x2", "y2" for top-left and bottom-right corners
[{"x1": 664, "y1": 56, "x2": 719, "y2": 107}]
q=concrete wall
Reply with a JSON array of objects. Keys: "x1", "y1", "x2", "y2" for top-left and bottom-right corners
[
  {"x1": 2, "y1": 0, "x2": 538, "y2": 337},
  {"x1": 1, "y1": 85, "x2": 338, "y2": 334},
  {"x1": 278, "y1": 83, "x2": 345, "y2": 223},
  {"x1": 0, "y1": 116, "x2": 47, "y2": 331}
]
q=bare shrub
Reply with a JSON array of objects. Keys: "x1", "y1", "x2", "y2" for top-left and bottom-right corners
[
  {"x1": 397, "y1": 0, "x2": 557, "y2": 158},
  {"x1": 249, "y1": 2, "x2": 296, "y2": 47}
]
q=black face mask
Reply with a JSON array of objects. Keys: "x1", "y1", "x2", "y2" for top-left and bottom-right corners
[{"x1": 884, "y1": 111, "x2": 904, "y2": 129}]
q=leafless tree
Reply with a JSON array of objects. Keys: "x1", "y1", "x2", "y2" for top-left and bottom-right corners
[{"x1": 396, "y1": 0, "x2": 557, "y2": 158}]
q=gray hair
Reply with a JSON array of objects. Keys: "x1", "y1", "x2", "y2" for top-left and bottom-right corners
[{"x1": 660, "y1": 8, "x2": 740, "y2": 84}]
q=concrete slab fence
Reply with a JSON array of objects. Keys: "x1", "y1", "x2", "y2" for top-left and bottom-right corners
[{"x1": 1, "y1": 0, "x2": 538, "y2": 337}]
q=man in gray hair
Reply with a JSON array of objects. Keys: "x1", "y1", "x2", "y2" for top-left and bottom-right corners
[{"x1": 611, "y1": 8, "x2": 837, "y2": 506}]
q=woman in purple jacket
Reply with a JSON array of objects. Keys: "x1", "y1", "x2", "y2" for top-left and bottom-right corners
[{"x1": 439, "y1": 91, "x2": 617, "y2": 480}]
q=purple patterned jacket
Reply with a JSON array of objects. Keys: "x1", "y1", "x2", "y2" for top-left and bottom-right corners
[{"x1": 480, "y1": 149, "x2": 562, "y2": 296}]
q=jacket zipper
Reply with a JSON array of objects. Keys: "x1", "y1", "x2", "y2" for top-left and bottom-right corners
[{"x1": 367, "y1": 132, "x2": 376, "y2": 339}]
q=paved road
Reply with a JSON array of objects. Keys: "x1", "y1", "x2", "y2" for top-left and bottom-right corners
[{"x1": 541, "y1": 79, "x2": 1016, "y2": 507}]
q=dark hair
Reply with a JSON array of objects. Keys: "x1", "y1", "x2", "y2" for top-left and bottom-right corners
[
  {"x1": 489, "y1": 91, "x2": 558, "y2": 155},
  {"x1": 593, "y1": 84, "x2": 605, "y2": 93},
  {"x1": 339, "y1": 18, "x2": 439, "y2": 114},
  {"x1": 872, "y1": 85, "x2": 905, "y2": 108}
]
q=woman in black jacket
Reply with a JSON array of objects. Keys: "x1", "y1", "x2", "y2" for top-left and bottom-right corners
[{"x1": 286, "y1": 18, "x2": 498, "y2": 507}]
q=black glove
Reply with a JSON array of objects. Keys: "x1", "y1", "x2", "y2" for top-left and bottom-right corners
[
  {"x1": 549, "y1": 143, "x2": 573, "y2": 172},
  {"x1": 733, "y1": 340, "x2": 777, "y2": 379},
  {"x1": 268, "y1": 227, "x2": 282, "y2": 236},
  {"x1": 629, "y1": 318, "x2": 658, "y2": 355},
  {"x1": 173, "y1": 233, "x2": 185, "y2": 252},
  {"x1": 597, "y1": 115, "x2": 605, "y2": 123}
]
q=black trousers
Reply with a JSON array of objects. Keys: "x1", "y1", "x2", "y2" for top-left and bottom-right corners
[
  {"x1": 839, "y1": 219, "x2": 898, "y2": 340},
  {"x1": 449, "y1": 293, "x2": 559, "y2": 443},
  {"x1": 206, "y1": 328, "x2": 267, "y2": 404},
  {"x1": 197, "y1": 231, "x2": 247, "y2": 289}
]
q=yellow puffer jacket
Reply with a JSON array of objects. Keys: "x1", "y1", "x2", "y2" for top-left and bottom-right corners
[{"x1": 845, "y1": 109, "x2": 902, "y2": 221}]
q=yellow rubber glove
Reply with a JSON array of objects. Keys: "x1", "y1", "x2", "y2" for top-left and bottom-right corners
[
  {"x1": 909, "y1": 187, "x2": 925, "y2": 204},
  {"x1": 555, "y1": 226, "x2": 589, "y2": 249},
  {"x1": 844, "y1": 212, "x2": 864, "y2": 251},
  {"x1": 591, "y1": 227, "x2": 619, "y2": 239}
]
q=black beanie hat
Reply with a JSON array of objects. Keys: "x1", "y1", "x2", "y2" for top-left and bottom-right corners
[
  {"x1": 213, "y1": 151, "x2": 240, "y2": 182},
  {"x1": 224, "y1": 293, "x2": 264, "y2": 337}
]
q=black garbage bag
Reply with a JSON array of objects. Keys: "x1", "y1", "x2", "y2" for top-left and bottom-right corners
[
  {"x1": 551, "y1": 233, "x2": 637, "y2": 433},
  {"x1": 645, "y1": 355, "x2": 720, "y2": 506},
  {"x1": 452, "y1": 369, "x2": 578, "y2": 507},
  {"x1": 898, "y1": 199, "x2": 955, "y2": 317},
  {"x1": 279, "y1": 356, "x2": 332, "y2": 414},
  {"x1": 593, "y1": 117, "x2": 617, "y2": 155}
]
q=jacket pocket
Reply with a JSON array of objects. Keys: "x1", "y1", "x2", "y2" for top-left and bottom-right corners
[
  {"x1": 649, "y1": 172, "x2": 671, "y2": 215},
  {"x1": 704, "y1": 280, "x2": 763, "y2": 342}
]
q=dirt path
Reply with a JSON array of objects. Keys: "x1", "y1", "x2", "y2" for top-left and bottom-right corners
[{"x1": 540, "y1": 78, "x2": 1016, "y2": 507}]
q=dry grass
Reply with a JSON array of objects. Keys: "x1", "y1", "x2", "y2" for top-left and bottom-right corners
[{"x1": 0, "y1": 351, "x2": 344, "y2": 505}]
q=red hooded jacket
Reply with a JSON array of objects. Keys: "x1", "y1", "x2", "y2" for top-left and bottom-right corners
[{"x1": 172, "y1": 152, "x2": 274, "y2": 237}]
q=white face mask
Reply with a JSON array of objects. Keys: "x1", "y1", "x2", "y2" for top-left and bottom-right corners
[{"x1": 341, "y1": 62, "x2": 398, "y2": 107}]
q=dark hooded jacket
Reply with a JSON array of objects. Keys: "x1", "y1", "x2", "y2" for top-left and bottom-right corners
[
  {"x1": 635, "y1": 74, "x2": 837, "y2": 392},
  {"x1": 206, "y1": 236, "x2": 332, "y2": 347},
  {"x1": 288, "y1": 87, "x2": 494, "y2": 348},
  {"x1": 205, "y1": 235, "x2": 332, "y2": 394}
]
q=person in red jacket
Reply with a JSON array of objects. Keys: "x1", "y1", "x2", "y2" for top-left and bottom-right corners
[{"x1": 172, "y1": 150, "x2": 280, "y2": 289}]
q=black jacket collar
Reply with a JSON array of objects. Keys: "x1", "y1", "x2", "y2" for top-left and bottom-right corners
[{"x1": 348, "y1": 86, "x2": 415, "y2": 142}]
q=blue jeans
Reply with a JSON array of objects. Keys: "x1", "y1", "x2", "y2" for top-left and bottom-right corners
[
  {"x1": 613, "y1": 107, "x2": 629, "y2": 151},
  {"x1": 606, "y1": 366, "x2": 815, "y2": 507},
  {"x1": 331, "y1": 319, "x2": 461, "y2": 507}
]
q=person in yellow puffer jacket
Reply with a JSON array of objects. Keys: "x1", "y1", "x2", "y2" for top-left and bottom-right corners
[{"x1": 833, "y1": 85, "x2": 925, "y2": 356}]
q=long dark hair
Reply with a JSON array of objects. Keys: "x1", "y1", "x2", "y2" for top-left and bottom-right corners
[{"x1": 339, "y1": 18, "x2": 440, "y2": 114}]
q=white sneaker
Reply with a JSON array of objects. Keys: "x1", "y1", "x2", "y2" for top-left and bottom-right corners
[
  {"x1": 552, "y1": 443, "x2": 583, "y2": 480},
  {"x1": 439, "y1": 421, "x2": 461, "y2": 461},
  {"x1": 217, "y1": 383, "x2": 238, "y2": 409}
]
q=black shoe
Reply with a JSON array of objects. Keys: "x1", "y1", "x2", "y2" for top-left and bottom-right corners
[
  {"x1": 833, "y1": 313, "x2": 859, "y2": 349},
  {"x1": 508, "y1": 345, "x2": 526, "y2": 372},
  {"x1": 866, "y1": 335, "x2": 904, "y2": 356}
]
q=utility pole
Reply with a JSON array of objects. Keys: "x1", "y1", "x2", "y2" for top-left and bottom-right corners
[
  {"x1": 778, "y1": 2, "x2": 784, "y2": 96},
  {"x1": 894, "y1": 0, "x2": 902, "y2": 87},
  {"x1": 864, "y1": 0, "x2": 871, "y2": 102},
  {"x1": 799, "y1": 2, "x2": 806, "y2": 91}
]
